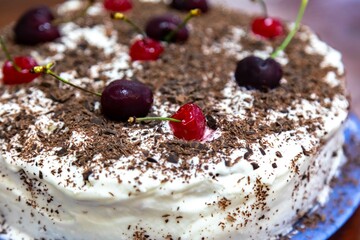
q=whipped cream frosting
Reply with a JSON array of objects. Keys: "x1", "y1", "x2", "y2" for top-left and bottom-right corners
[{"x1": 0, "y1": 1, "x2": 349, "y2": 239}]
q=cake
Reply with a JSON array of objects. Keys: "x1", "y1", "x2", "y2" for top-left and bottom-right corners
[{"x1": 0, "y1": 0, "x2": 349, "y2": 239}]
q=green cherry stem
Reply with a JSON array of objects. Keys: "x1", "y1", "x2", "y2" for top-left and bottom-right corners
[
  {"x1": 0, "y1": 36, "x2": 21, "y2": 72},
  {"x1": 128, "y1": 116, "x2": 181, "y2": 124},
  {"x1": 164, "y1": 8, "x2": 201, "y2": 43},
  {"x1": 270, "y1": 0, "x2": 308, "y2": 59},
  {"x1": 111, "y1": 12, "x2": 147, "y2": 37},
  {"x1": 52, "y1": 0, "x2": 95, "y2": 25},
  {"x1": 31, "y1": 63, "x2": 102, "y2": 97}
]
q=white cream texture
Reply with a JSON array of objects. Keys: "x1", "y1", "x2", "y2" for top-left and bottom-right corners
[{"x1": 0, "y1": 1, "x2": 349, "y2": 239}]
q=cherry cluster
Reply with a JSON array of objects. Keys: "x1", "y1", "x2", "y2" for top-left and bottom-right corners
[
  {"x1": 111, "y1": 7, "x2": 202, "y2": 61},
  {"x1": 236, "y1": 0, "x2": 308, "y2": 90},
  {"x1": 0, "y1": 0, "x2": 308, "y2": 142}
]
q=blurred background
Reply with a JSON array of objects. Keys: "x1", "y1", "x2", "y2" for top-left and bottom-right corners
[{"x1": 0, "y1": 0, "x2": 359, "y2": 239}]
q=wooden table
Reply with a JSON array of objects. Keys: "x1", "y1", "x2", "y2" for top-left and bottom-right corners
[{"x1": 0, "y1": 1, "x2": 359, "y2": 239}]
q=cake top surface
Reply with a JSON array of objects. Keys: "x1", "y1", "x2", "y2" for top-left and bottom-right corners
[{"x1": 0, "y1": 0, "x2": 349, "y2": 199}]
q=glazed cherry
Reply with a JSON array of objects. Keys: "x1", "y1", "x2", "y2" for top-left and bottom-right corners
[
  {"x1": 101, "y1": 79, "x2": 153, "y2": 121},
  {"x1": 111, "y1": 13, "x2": 165, "y2": 60},
  {"x1": 251, "y1": 17, "x2": 284, "y2": 39},
  {"x1": 145, "y1": 14, "x2": 189, "y2": 43},
  {"x1": 2, "y1": 56, "x2": 40, "y2": 85},
  {"x1": 169, "y1": 103, "x2": 206, "y2": 141},
  {"x1": 103, "y1": 0, "x2": 132, "y2": 12},
  {"x1": 130, "y1": 38, "x2": 164, "y2": 61},
  {"x1": 32, "y1": 64, "x2": 154, "y2": 121},
  {"x1": 14, "y1": 6, "x2": 60, "y2": 45},
  {"x1": 235, "y1": 56, "x2": 283, "y2": 89},
  {"x1": 170, "y1": 0, "x2": 209, "y2": 13}
]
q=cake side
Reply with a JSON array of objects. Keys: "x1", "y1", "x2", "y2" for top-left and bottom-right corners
[{"x1": 0, "y1": 0, "x2": 349, "y2": 239}]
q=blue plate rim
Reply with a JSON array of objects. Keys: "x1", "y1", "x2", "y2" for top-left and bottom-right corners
[{"x1": 290, "y1": 113, "x2": 360, "y2": 239}]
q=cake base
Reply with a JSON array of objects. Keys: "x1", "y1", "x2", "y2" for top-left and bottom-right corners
[
  {"x1": 3, "y1": 112, "x2": 360, "y2": 240},
  {"x1": 0, "y1": 124, "x2": 347, "y2": 240}
]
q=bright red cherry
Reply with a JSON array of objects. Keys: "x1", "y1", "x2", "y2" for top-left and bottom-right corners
[
  {"x1": 130, "y1": 38, "x2": 164, "y2": 61},
  {"x1": 2, "y1": 56, "x2": 40, "y2": 85},
  {"x1": 169, "y1": 103, "x2": 206, "y2": 141},
  {"x1": 251, "y1": 17, "x2": 284, "y2": 39},
  {"x1": 103, "y1": 0, "x2": 132, "y2": 12}
]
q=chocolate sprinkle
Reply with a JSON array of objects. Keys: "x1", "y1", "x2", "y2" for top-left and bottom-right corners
[{"x1": 251, "y1": 162, "x2": 260, "y2": 170}]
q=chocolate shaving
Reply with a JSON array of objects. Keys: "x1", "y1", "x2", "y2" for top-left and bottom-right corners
[
  {"x1": 206, "y1": 115, "x2": 218, "y2": 130},
  {"x1": 251, "y1": 162, "x2": 260, "y2": 170},
  {"x1": 167, "y1": 154, "x2": 179, "y2": 164},
  {"x1": 82, "y1": 169, "x2": 93, "y2": 182}
]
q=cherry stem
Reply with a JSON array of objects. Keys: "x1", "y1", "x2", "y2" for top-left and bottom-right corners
[
  {"x1": 31, "y1": 63, "x2": 102, "y2": 97},
  {"x1": 52, "y1": 0, "x2": 95, "y2": 25},
  {"x1": 258, "y1": 0, "x2": 268, "y2": 17},
  {"x1": 111, "y1": 13, "x2": 147, "y2": 37},
  {"x1": 164, "y1": 8, "x2": 201, "y2": 42},
  {"x1": 270, "y1": 0, "x2": 308, "y2": 59},
  {"x1": 128, "y1": 116, "x2": 181, "y2": 123},
  {"x1": 0, "y1": 36, "x2": 21, "y2": 72}
]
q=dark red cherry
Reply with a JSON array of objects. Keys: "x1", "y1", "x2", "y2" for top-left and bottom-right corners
[
  {"x1": 130, "y1": 38, "x2": 164, "y2": 61},
  {"x1": 234, "y1": 56, "x2": 283, "y2": 89},
  {"x1": 14, "y1": 6, "x2": 60, "y2": 45},
  {"x1": 169, "y1": 103, "x2": 206, "y2": 141},
  {"x1": 103, "y1": 0, "x2": 133, "y2": 12},
  {"x1": 2, "y1": 56, "x2": 40, "y2": 85},
  {"x1": 251, "y1": 17, "x2": 284, "y2": 39},
  {"x1": 170, "y1": 0, "x2": 209, "y2": 13},
  {"x1": 145, "y1": 14, "x2": 189, "y2": 43},
  {"x1": 101, "y1": 79, "x2": 153, "y2": 121}
]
